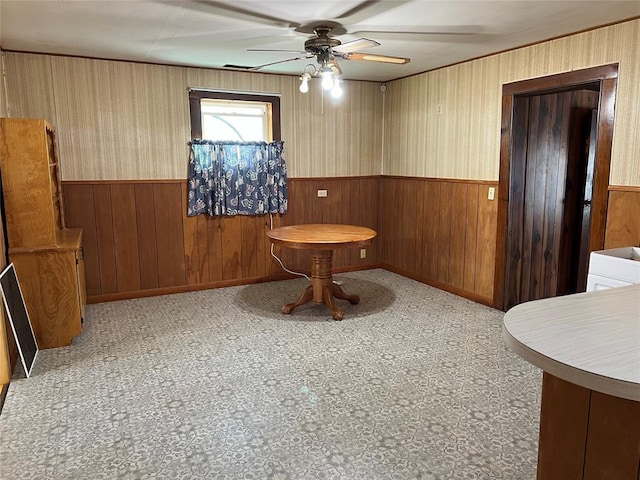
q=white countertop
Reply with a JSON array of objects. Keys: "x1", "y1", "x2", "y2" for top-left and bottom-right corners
[{"x1": 503, "y1": 285, "x2": 640, "y2": 401}]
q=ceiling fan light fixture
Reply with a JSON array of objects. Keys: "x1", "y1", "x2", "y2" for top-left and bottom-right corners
[
  {"x1": 299, "y1": 72, "x2": 311, "y2": 93},
  {"x1": 330, "y1": 79, "x2": 343, "y2": 99},
  {"x1": 320, "y1": 66, "x2": 334, "y2": 90}
]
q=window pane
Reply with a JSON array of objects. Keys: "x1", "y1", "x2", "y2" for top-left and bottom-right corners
[
  {"x1": 201, "y1": 99, "x2": 268, "y2": 141},
  {"x1": 202, "y1": 115, "x2": 243, "y2": 141},
  {"x1": 189, "y1": 90, "x2": 280, "y2": 141},
  {"x1": 202, "y1": 115, "x2": 266, "y2": 142},
  {"x1": 201, "y1": 101, "x2": 265, "y2": 117}
]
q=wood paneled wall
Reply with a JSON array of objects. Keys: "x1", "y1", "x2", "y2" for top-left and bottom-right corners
[
  {"x1": 279, "y1": 177, "x2": 380, "y2": 272},
  {"x1": 4, "y1": 21, "x2": 639, "y2": 184},
  {"x1": 378, "y1": 177, "x2": 499, "y2": 304},
  {"x1": 384, "y1": 19, "x2": 640, "y2": 186},
  {"x1": 62, "y1": 177, "x2": 379, "y2": 303},
  {"x1": 605, "y1": 187, "x2": 640, "y2": 248},
  {"x1": 3, "y1": 53, "x2": 383, "y2": 180},
  {"x1": 63, "y1": 175, "x2": 501, "y2": 305},
  {"x1": 58, "y1": 178, "x2": 640, "y2": 306}
]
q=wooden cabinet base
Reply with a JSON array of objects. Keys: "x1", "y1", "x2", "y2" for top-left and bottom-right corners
[
  {"x1": 9, "y1": 230, "x2": 85, "y2": 349},
  {"x1": 537, "y1": 373, "x2": 640, "y2": 480}
]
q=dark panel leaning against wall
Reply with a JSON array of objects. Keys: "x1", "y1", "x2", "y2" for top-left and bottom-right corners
[
  {"x1": 0, "y1": 174, "x2": 15, "y2": 387},
  {"x1": 62, "y1": 177, "x2": 380, "y2": 303}
]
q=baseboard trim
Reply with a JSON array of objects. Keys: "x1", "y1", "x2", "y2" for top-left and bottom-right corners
[
  {"x1": 380, "y1": 263, "x2": 495, "y2": 308},
  {"x1": 88, "y1": 273, "x2": 295, "y2": 304},
  {"x1": 87, "y1": 262, "x2": 489, "y2": 307},
  {"x1": 87, "y1": 263, "x2": 382, "y2": 304}
]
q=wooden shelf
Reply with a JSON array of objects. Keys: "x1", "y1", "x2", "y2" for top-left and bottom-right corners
[{"x1": 0, "y1": 118, "x2": 86, "y2": 349}]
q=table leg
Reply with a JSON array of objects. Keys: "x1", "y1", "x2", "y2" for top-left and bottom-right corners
[
  {"x1": 282, "y1": 284, "x2": 313, "y2": 314},
  {"x1": 332, "y1": 283, "x2": 360, "y2": 305},
  {"x1": 322, "y1": 284, "x2": 343, "y2": 321},
  {"x1": 280, "y1": 249, "x2": 360, "y2": 320}
]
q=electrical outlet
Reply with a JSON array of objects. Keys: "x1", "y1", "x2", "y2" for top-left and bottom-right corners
[
  {"x1": 317, "y1": 189, "x2": 327, "y2": 198},
  {"x1": 488, "y1": 187, "x2": 495, "y2": 201},
  {"x1": 360, "y1": 248, "x2": 366, "y2": 259}
]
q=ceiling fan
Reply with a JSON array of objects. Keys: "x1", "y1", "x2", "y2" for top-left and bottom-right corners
[
  {"x1": 244, "y1": 22, "x2": 410, "y2": 96},
  {"x1": 168, "y1": 1, "x2": 482, "y2": 75},
  {"x1": 246, "y1": 22, "x2": 410, "y2": 71}
]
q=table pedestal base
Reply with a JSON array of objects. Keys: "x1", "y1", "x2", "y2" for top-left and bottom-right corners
[{"x1": 281, "y1": 250, "x2": 359, "y2": 320}]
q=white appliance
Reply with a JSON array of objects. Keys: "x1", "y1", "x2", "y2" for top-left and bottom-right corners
[{"x1": 586, "y1": 246, "x2": 640, "y2": 292}]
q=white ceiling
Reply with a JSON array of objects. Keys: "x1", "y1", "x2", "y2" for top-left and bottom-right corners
[{"x1": 1, "y1": 1, "x2": 638, "y2": 82}]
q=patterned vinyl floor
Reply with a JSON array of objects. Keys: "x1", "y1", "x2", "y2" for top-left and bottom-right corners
[{"x1": 0, "y1": 269, "x2": 541, "y2": 479}]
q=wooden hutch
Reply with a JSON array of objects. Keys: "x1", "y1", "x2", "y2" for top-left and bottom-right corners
[{"x1": 0, "y1": 118, "x2": 86, "y2": 349}]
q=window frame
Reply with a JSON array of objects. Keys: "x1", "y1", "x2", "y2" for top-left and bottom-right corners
[{"x1": 189, "y1": 90, "x2": 281, "y2": 141}]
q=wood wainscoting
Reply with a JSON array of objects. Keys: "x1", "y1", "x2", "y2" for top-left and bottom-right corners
[
  {"x1": 378, "y1": 177, "x2": 499, "y2": 305},
  {"x1": 62, "y1": 177, "x2": 380, "y2": 303},
  {"x1": 62, "y1": 177, "x2": 637, "y2": 306},
  {"x1": 605, "y1": 186, "x2": 640, "y2": 249}
]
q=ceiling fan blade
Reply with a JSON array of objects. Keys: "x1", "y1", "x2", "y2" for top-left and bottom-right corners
[
  {"x1": 248, "y1": 49, "x2": 308, "y2": 54},
  {"x1": 342, "y1": 52, "x2": 410, "y2": 65},
  {"x1": 148, "y1": 30, "x2": 283, "y2": 50},
  {"x1": 332, "y1": 38, "x2": 380, "y2": 54},
  {"x1": 167, "y1": 0, "x2": 301, "y2": 29},
  {"x1": 348, "y1": 25, "x2": 488, "y2": 42},
  {"x1": 249, "y1": 54, "x2": 314, "y2": 70},
  {"x1": 334, "y1": 0, "x2": 411, "y2": 24},
  {"x1": 350, "y1": 25, "x2": 484, "y2": 35}
]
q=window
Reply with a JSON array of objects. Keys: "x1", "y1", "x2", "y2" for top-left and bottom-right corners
[
  {"x1": 189, "y1": 90, "x2": 281, "y2": 141},
  {"x1": 187, "y1": 89, "x2": 287, "y2": 217},
  {"x1": 201, "y1": 100, "x2": 268, "y2": 142}
]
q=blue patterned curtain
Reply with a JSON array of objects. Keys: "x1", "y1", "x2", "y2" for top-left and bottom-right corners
[{"x1": 187, "y1": 140, "x2": 288, "y2": 216}]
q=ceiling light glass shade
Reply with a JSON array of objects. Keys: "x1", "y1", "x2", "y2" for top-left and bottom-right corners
[
  {"x1": 330, "y1": 79, "x2": 343, "y2": 98},
  {"x1": 320, "y1": 67, "x2": 334, "y2": 90},
  {"x1": 299, "y1": 72, "x2": 311, "y2": 93}
]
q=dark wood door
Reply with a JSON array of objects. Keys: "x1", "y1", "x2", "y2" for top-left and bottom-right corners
[
  {"x1": 504, "y1": 90, "x2": 599, "y2": 309},
  {"x1": 494, "y1": 65, "x2": 618, "y2": 312},
  {"x1": 574, "y1": 110, "x2": 599, "y2": 292}
]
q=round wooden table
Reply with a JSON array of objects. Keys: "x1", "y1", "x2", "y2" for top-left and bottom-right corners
[{"x1": 267, "y1": 224, "x2": 377, "y2": 320}]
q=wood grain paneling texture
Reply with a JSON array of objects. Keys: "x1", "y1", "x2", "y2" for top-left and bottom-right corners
[
  {"x1": 62, "y1": 178, "x2": 638, "y2": 305},
  {"x1": 383, "y1": 19, "x2": 640, "y2": 186},
  {"x1": 378, "y1": 177, "x2": 499, "y2": 304},
  {"x1": 4, "y1": 53, "x2": 382, "y2": 180},
  {"x1": 536, "y1": 373, "x2": 640, "y2": 480},
  {"x1": 10, "y1": 248, "x2": 83, "y2": 349},
  {"x1": 504, "y1": 90, "x2": 600, "y2": 309},
  {"x1": 5, "y1": 21, "x2": 638, "y2": 185},
  {"x1": 62, "y1": 178, "x2": 380, "y2": 302},
  {"x1": 536, "y1": 373, "x2": 591, "y2": 480},
  {"x1": 582, "y1": 390, "x2": 640, "y2": 480},
  {"x1": 605, "y1": 188, "x2": 640, "y2": 248}
]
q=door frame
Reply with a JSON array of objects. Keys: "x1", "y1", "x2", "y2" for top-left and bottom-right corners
[{"x1": 493, "y1": 64, "x2": 618, "y2": 310}]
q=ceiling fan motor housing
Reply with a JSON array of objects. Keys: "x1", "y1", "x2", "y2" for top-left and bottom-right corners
[{"x1": 304, "y1": 26, "x2": 342, "y2": 54}]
